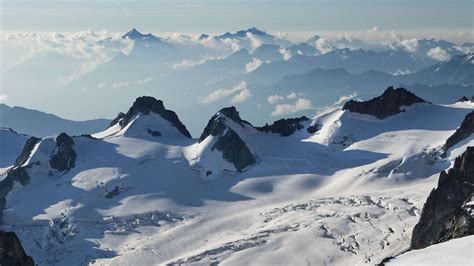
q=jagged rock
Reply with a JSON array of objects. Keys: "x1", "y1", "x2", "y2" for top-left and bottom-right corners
[
  {"x1": 0, "y1": 137, "x2": 41, "y2": 222},
  {"x1": 411, "y1": 147, "x2": 474, "y2": 249},
  {"x1": 110, "y1": 96, "x2": 191, "y2": 138},
  {"x1": 257, "y1": 117, "x2": 310, "y2": 136},
  {"x1": 307, "y1": 124, "x2": 319, "y2": 134},
  {"x1": 50, "y1": 133, "x2": 77, "y2": 172},
  {"x1": 213, "y1": 129, "x2": 256, "y2": 171},
  {"x1": 457, "y1": 96, "x2": 474, "y2": 103},
  {"x1": 343, "y1": 86, "x2": 426, "y2": 119},
  {"x1": 199, "y1": 107, "x2": 256, "y2": 171},
  {"x1": 14, "y1": 137, "x2": 40, "y2": 167},
  {"x1": 0, "y1": 230, "x2": 34, "y2": 266},
  {"x1": 147, "y1": 129, "x2": 162, "y2": 137},
  {"x1": 199, "y1": 107, "x2": 252, "y2": 142},
  {"x1": 443, "y1": 111, "x2": 474, "y2": 153}
]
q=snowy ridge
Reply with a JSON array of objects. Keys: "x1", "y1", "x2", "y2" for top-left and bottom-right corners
[{"x1": 0, "y1": 93, "x2": 472, "y2": 265}]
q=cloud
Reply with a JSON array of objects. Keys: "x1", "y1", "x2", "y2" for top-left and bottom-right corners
[
  {"x1": 199, "y1": 81, "x2": 247, "y2": 104},
  {"x1": 231, "y1": 87, "x2": 252, "y2": 103},
  {"x1": 267, "y1": 94, "x2": 284, "y2": 104},
  {"x1": 271, "y1": 98, "x2": 313, "y2": 116},
  {"x1": 286, "y1": 92, "x2": 303, "y2": 99},
  {"x1": 246, "y1": 32, "x2": 263, "y2": 51},
  {"x1": 398, "y1": 39, "x2": 419, "y2": 53},
  {"x1": 286, "y1": 92, "x2": 297, "y2": 99},
  {"x1": 314, "y1": 38, "x2": 335, "y2": 54},
  {"x1": 427, "y1": 47, "x2": 451, "y2": 61},
  {"x1": 279, "y1": 47, "x2": 292, "y2": 60},
  {"x1": 97, "y1": 77, "x2": 152, "y2": 89},
  {"x1": 313, "y1": 92, "x2": 359, "y2": 116},
  {"x1": 172, "y1": 59, "x2": 203, "y2": 70},
  {"x1": 245, "y1": 58, "x2": 263, "y2": 73},
  {"x1": 2, "y1": 31, "x2": 134, "y2": 84},
  {"x1": 0, "y1": 94, "x2": 8, "y2": 103},
  {"x1": 369, "y1": 26, "x2": 380, "y2": 32},
  {"x1": 333, "y1": 92, "x2": 358, "y2": 105}
]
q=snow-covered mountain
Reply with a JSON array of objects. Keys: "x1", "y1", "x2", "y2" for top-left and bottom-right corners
[
  {"x1": 0, "y1": 104, "x2": 110, "y2": 137},
  {"x1": 1, "y1": 87, "x2": 472, "y2": 265}
]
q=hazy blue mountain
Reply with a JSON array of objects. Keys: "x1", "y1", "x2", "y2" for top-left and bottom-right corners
[
  {"x1": 246, "y1": 48, "x2": 437, "y2": 86},
  {"x1": 0, "y1": 104, "x2": 110, "y2": 137},
  {"x1": 401, "y1": 53, "x2": 474, "y2": 86}
]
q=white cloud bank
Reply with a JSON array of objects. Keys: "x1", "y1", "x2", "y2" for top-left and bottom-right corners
[
  {"x1": 427, "y1": 47, "x2": 451, "y2": 61},
  {"x1": 0, "y1": 94, "x2": 8, "y2": 103},
  {"x1": 199, "y1": 81, "x2": 249, "y2": 104},
  {"x1": 2, "y1": 31, "x2": 134, "y2": 84},
  {"x1": 271, "y1": 98, "x2": 313, "y2": 116},
  {"x1": 245, "y1": 58, "x2": 263, "y2": 73}
]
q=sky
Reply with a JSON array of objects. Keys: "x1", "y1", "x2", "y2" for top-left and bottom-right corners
[
  {"x1": 0, "y1": 0, "x2": 473, "y2": 129},
  {"x1": 1, "y1": 0, "x2": 473, "y2": 37}
]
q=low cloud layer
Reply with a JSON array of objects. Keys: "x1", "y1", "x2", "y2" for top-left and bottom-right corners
[
  {"x1": 199, "y1": 81, "x2": 249, "y2": 104},
  {"x1": 271, "y1": 98, "x2": 313, "y2": 116},
  {"x1": 427, "y1": 47, "x2": 451, "y2": 61}
]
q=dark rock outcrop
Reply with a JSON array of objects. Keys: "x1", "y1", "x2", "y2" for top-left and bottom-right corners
[
  {"x1": 257, "y1": 117, "x2": 310, "y2": 136},
  {"x1": 199, "y1": 107, "x2": 252, "y2": 142},
  {"x1": 0, "y1": 137, "x2": 41, "y2": 222},
  {"x1": 411, "y1": 146, "x2": 474, "y2": 249},
  {"x1": 307, "y1": 124, "x2": 319, "y2": 134},
  {"x1": 343, "y1": 86, "x2": 426, "y2": 119},
  {"x1": 443, "y1": 111, "x2": 474, "y2": 153},
  {"x1": 147, "y1": 129, "x2": 162, "y2": 137},
  {"x1": 457, "y1": 96, "x2": 474, "y2": 102},
  {"x1": 0, "y1": 231, "x2": 34, "y2": 266},
  {"x1": 199, "y1": 107, "x2": 256, "y2": 171},
  {"x1": 110, "y1": 96, "x2": 191, "y2": 138},
  {"x1": 14, "y1": 137, "x2": 40, "y2": 167},
  {"x1": 49, "y1": 133, "x2": 77, "y2": 172}
]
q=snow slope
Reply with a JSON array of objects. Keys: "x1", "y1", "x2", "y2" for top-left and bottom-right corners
[
  {"x1": 387, "y1": 235, "x2": 474, "y2": 265},
  {"x1": 0, "y1": 99, "x2": 472, "y2": 265}
]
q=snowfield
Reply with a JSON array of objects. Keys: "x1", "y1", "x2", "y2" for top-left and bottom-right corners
[
  {"x1": 1, "y1": 101, "x2": 473, "y2": 265},
  {"x1": 387, "y1": 235, "x2": 474, "y2": 265}
]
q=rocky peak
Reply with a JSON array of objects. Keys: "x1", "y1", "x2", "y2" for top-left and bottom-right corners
[
  {"x1": 198, "y1": 107, "x2": 256, "y2": 172},
  {"x1": 110, "y1": 96, "x2": 191, "y2": 138},
  {"x1": 411, "y1": 146, "x2": 474, "y2": 249},
  {"x1": 257, "y1": 116, "x2": 310, "y2": 136},
  {"x1": 343, "y1": 86, "x2": 426, "y2": 119},
  {"x1": 122, "y1": 28, "x2": 157, "y2": 41},
  {"x1": 50, "y1": 133, "x2": 77, "y2": 172},
  {"x1": 457, "y1": 96, "x2": 474, "y2": 102},
  {"x1": 14, "y1": 137, "x2": 41, "y2": 167},
  {"x1": 443, "y1": 111, "x2": 474, "y2": 153},
  {"x1": 199, "y1": 107, "x2": 251, "y2": 143},
  {"x1": 0, "y1": 230, "x2": 34, "y2": 266}
]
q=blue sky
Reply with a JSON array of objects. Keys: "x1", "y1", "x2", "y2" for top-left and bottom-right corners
[{"x1": 1, "y1": 0, "x2": 473, "y2": 34}]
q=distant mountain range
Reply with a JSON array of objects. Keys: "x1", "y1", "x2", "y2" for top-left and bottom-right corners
[{"x1": 0, "y1": 104, "x2": 109, "y2": 137}]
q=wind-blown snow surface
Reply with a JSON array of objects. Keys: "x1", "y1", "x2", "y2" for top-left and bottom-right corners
[
  {"x1": 1, "y1": 102, "x2": 473, "y2": 265},
  {"x1": 387, "y1": 235, "x2": 474, "y2": 265}
]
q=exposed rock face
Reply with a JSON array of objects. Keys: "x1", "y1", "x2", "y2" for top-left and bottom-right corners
[
  {"x1": 0, "y1": 231, "x2": 34, "y2": 266},
  {"x1": 199, "y1": 107, "x2": 252, "y2": 142},
  {"x1": 199, "y1": 107, "x2": 256, "y2": 171},
  {"x1": 307, "y1": 124, "x2": 319, "y2": 134},
  {"x1": 457, "y1": 96, "x2": 474, "y2": 102},
  {"x1": 443, "y1": 111, "x2": 474, "y2": 153},
  {"x1": 110, "y1": 96, "x2": 191, "y2": 138},
  {"x1": 50, "y1": 133, "x2": 77, "y2": 172},
  {"x1": 257, "y1": 117, "x2": 310, "y2": 136},
  {"x1": 1, "y1": 137, "x2": 41, "y2": 222},
  {"x1": 343, "y1": 86, "x2": 426, "y2": 119},
  {"x1": 14, "y1": 137, "x2": 40, "y2": 167},
  {"x1": 411, "y1": 147, "x2": 474, "y2": 249}
]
